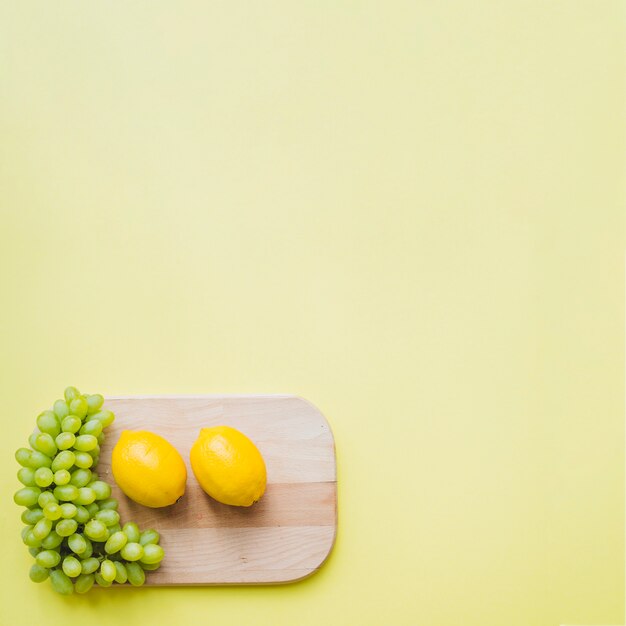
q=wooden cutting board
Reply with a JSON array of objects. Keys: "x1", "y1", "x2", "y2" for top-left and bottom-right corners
[{"x1": 98, "y1": 395, "x2": 337, "y2": 585}]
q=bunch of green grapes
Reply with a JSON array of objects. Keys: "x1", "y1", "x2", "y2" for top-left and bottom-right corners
[{"x1": 14, "y1": 386, "x2": 165, "y2": 594}]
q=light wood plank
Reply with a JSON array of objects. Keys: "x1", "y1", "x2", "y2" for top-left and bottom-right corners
[{"x1": 149, "y1": 526, "x2": 336, "y2": 585}]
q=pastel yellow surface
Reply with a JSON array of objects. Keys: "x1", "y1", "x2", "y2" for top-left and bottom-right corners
[{"x1": 0, "y1": 2, "x2": 623, "y2": 625}]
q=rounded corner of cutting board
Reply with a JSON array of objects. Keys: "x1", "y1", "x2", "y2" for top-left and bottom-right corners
[
  {"x1": 291, "y1": 394, "x2": 337, "y2": 455},
  {"x1": 101, "y1": 394, "x2": 337, "y2": 585},
  {"x1": 283, "y1": 523, "x2": 338, "y2": 585}
]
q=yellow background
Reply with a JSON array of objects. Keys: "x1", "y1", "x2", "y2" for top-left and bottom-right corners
[{"x1": 0, "y1": 2, "x2": 624, "y2": 625}]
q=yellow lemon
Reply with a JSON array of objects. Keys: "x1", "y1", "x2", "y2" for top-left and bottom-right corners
[
  {"x1": 112, "y1": 430, "x2": 187, "y2": 508},
  {"x1": 190, "y1": 426, "x2": 267, "y2": 507}
]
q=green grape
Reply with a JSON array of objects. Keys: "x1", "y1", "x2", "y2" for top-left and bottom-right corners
[
  {"x1": 36, "y1": 411, "x2": 61, "y2": 437},
  {"x1": 139, "y1": 529, "x2": 160, "y2": 546},
  {"x1": 60, "y1": 503, "x2": 77, "y2": 519},
  {"x1": 32, "y1": 518, "x2": 53, "y2": 540},
  {"x1": 34, "y1": 433, "x2": 57, "y2": 457},
  {"x1": 97, "y1": 433, "x2": 105, "y2": 445},
  {"x1": 18, "y1": 467, "x2": 37, "y2": 487},
  {"x1": 140, "y1": 562, "x2": 161, "y2": 571},
  {"x1": 35, "y1": 471, "x2": 54, "y2": 490},
  {"x1": 73, "y1": 452, "x2": 93, "y2": 469},
  {"x1": 49, "y1": 569, "x2": 73, "y2": 595},
  {"x1": 86, "y1": 394, "x2": 104, "y2": 413},
  {"x1": 85, "y1": 409, "x2": 103, "y2": 422},
  {"x1": 53, "y1": 399, "x2": 70, "y2": 420},
  {"x1": 62, "y1": 556, "x2": 82, "y2": 578},
  {"x1": 94, "y1": 572, "x2": 112, "y2": 587},
  {"x1": 81, "y1": 537, "x2": 93, "y2": 559},
  {"x1": 28, "y1": 547, "x2": 40, "y2": 557},
  {"x1": 104, "y1": 531, "x2": 127, "y2": 554},
  {"x1": 68, "y1": 533, "x2": 87, "y2": 555},
  {"x1": 98, "y1": 527, "x2": 112, "y2": 542},
  {"x1": 20, "y1": 527, "x2": 33, "y2": 546},
  {"x1": 70, "y1": 468, "x2": 92, "y2": 488},
  {"x1": 69, "y1": 398, "x2": 88, "y2": 419},
  {"x1": 120, "y1": 542, "x2": 144, "y2": 562},
  {"x1": 88, "y1": 410, "x2": 115, "y2": 427},
  {"x1": 74, "y1": 487, "x2": 96, "y2": 505},
  {"x1": 74, "y1": 505, "x2": 90, "y2": 524},
  {"x1": 80, "y1": 557, "x2": 99, "y2": 575},
  {"x1": 28, "y1": 433, "x2": 39, "y2": 450},
  {"x1": 14, "y1": 487, "x2": 41, "y2": 507},
  {"x1": 29, "y1": 564, "x2": 50, "y2": 583},
  {"x1": 108, "y1": 523, "x2": 122, "y2": 534},
  {"x1": 36, "y1": 549, "x2": 61, "y2": 568},
  {"x1": 114, "y1": 561, "x2": 128, "y2": 583},
  {"x1": 51, "y1": 450, "x2": 75, "y2": 472},
  {"x1": 100, "y1": 559, "x2": 116, "y2": 582},
  {"x1": 84, "y1": 519, "x2": 108, "y2": 541},
  {"x1": 122, "y1": 522, "x2": 140, "y2": 543},
  {"x1": 53, "y1": 484, "x2": 78, "y2": 501},
  {"x1": 140, "y1": 543, "x2": 165, "y2": 565},
  {"x1": 101, "y1": 411, "x2": 115, "y2": 427},
  {"x1": 89, "y1": 471, "x2": 99, "y2": 482},
  {"x1": 74, "y1": 434, "x2": 97, "y2": 451},
  {"x1": 26, "y1": 451, "x2": 52, "y2": 469},
  {"x1": 125, "y1": 562, "x2": 145, "y2": 586},
  {"x1": 74, "y1": 573, "x2": 95, "y2": 594},
  {"x1": 55, "y1": 518, "x2": 78, "y2": 537},
  {"x1": 43, "y1": 502, "x2": 62, "y2": 521},
  {"x1": 53, "y1": 469, "x2": 71, "y2": 486},
  {"x1": 23, "y1": 530, "x2": 42, "y2": 548},
  {"x1": 21, "y1": 508, "x2": 44, "y2": 525},
  {"x1": 38, "y1": 491, "x2": 57, "y2": 508},
  {"x1": 21, "y1": 525, "x2": 33, "y2": 542},
  {"x1": 34, "y1": 467, "x2": 53, "y2": 488},
  {"x1": 98, "y1": 498, "x2": 118, "y2": 511},
  {"x1": 95, "y1": 510, "x2": 119, "y2": 527},
  {"x1": 55, "y1": 432, "x2": 75, "y2": 450},
  {"x1": 41, "y1": 531, "x2": 63, "y2": 549},
  {"x1": 85, "y1": 502, "x2": 100, "y2": 517},
  {"x1": 64, "y1": 386, "x2": 81, "y2": 403},
  {"x1": 79, "y1": 420, "x2": 102, "y2": 437},
  {"x1": 61, "y1": 415, "x2": 81, "y2": 434},
  {"x1": 90, "y1": 481, "x2": 111, "y2": 500},
  {"x1": 15, "y1": 448, "x2": 32, "y2": 467}
]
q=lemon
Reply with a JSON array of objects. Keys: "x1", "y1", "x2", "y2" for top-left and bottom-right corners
[
  {"x1": 111, "y1": 430, "x2": 187, "y2": 508},
  {"x1": 190, "y1": 426, "x2": 267, "y2": 507}
]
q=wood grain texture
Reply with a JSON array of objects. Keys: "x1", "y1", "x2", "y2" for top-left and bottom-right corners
[{"x1": 99, "y1": 395, "x2": 337, "y2": 585}]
